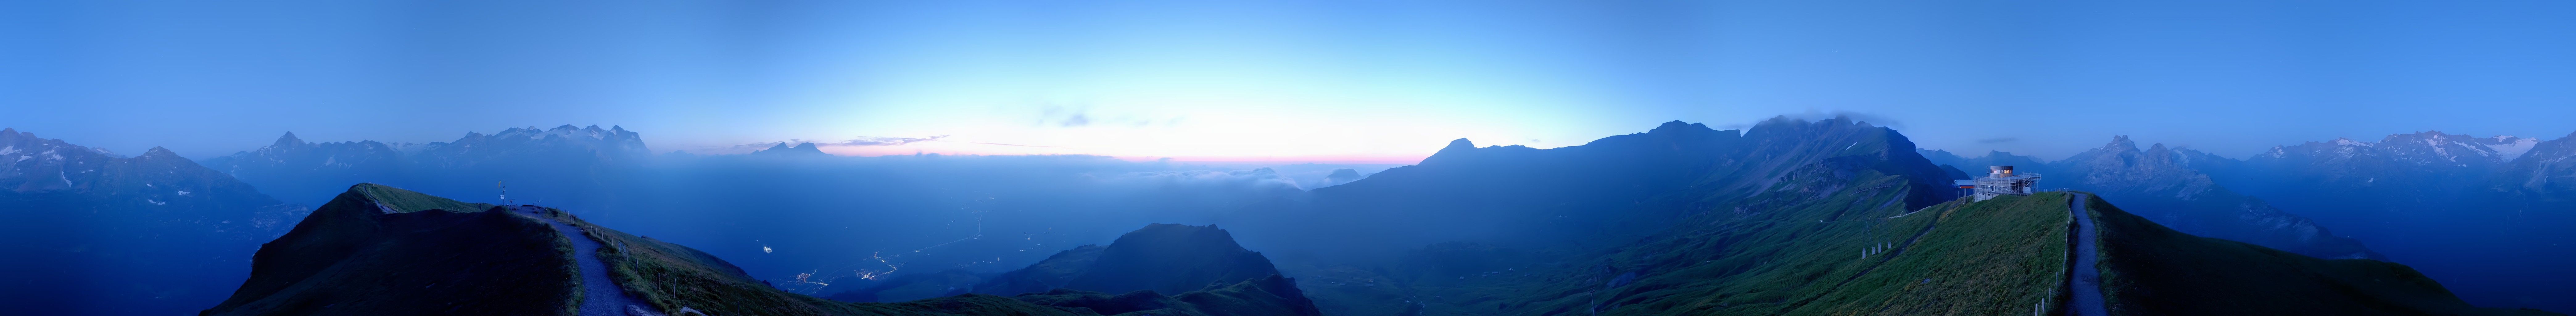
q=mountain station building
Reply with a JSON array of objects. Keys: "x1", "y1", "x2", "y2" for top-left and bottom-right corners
[{"x1": 1959, "y1": 165, "x2": 2040, "y2": 201}]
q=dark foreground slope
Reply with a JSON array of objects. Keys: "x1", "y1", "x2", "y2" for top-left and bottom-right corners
[
  {"x1": 202, "y1": 184, "x2": 574, "y2": 316},
  {"x1": 2085, "y1": 194, "x2": 2559, "y2": 316},
  {"x1": 1919, "y1": 139, "x2": 2381, "y2": 260},
  {"x1": 209, "y1": 184, "x2": 1321, "y2": 316},
  {"x1": 1320, "y1": 190, "x2": 2554, "y2": 316},
  {"x1": 972, "y1": 223, "x2": 1284, "y2": 297}
]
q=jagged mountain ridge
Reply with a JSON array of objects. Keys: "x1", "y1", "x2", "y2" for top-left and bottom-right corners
[
  {"x1": 2495, "y1": 131, "x2": 2576, "y2": 202},
  {"x1": 0, "y1": 128, "x2": 308, "y2": 315},
  {"x1": 2230, "y1": 131, "x2": 2567, "y2": 210},
  {"x1": 1921, "y1": 136, "x2": 2381, "y2": 260},
  {"x1": 2219, "y1": 130, "x2": 2576, "y2": 312},
  {"x1": 202, "y1": 125, "x2": 650, "y2": 211},
  {"x1": 751, "y1": 142, "x2": 832, "y2": 157},
  {"x1": 1246, "y1": 118, "x2": 1959, "y2": 258}
]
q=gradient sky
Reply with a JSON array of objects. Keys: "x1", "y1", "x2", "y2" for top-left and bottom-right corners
[{"x1": 4, "y1": 0, "x2": 2572, "y2": 162}]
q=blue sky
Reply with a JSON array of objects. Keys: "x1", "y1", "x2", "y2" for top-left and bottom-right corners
[{"x1": 4, "y1": 0, "x2": 2572, "y2": 162}]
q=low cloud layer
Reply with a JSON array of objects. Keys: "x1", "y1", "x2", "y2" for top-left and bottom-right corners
[{"x1": 1722, "y1": 110, "x2": 1908, "y2": 129}]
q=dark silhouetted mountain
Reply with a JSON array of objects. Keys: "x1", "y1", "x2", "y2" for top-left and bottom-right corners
[
  {"x1": 200, "y1": 184, "x2": 567, "y2": 316},
  {"x1": 202, "y1": 125, "x2": 650, "y2": 211},
  {"x1": 207, "y1": 185, "x2": 1320, "y2": 316},
  {"x1": 971, "y1": 224, "x2": 1284, "y2": 297},
  {"x1": 1247, "y1": 118, "x2": 1960, "y2": 257},
  {"x1": 2085, "y1": 194, "x2": 2556, "y2": 316},
  {"x1": 1063, "y1": 224, "x2": 1280, "y2": 295},
  {"x1": 0, "y1": 128, "x2": 307, "y2": 315}
]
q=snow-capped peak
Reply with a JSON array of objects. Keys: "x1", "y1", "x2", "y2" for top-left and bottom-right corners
[
  {"x1": 2486, "y1": 137, "x2": 2542, "y2": 162},
  {"x1": 2331, "y1": 138, "x2": 2371, "y2": 146}
]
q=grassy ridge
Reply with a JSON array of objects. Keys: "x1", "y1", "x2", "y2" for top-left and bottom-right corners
[
  {"x1": 548, "y1": 206, "x2": 839, "y2": 315},
  {"x1": 2088, "y1": 195, "x2": 2562, "y2": 316},
  {"x1": 351, "y1": 183, "x2": 495, "y2": 214},
  {"x1": 1791, "y1": 193, "x2": 2068, "y2": 315},
  {"x1": 1300, "y1": 171, "x2": 2072, "y2": 316}
]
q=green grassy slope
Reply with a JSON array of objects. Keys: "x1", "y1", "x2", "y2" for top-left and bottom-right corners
[
  {"x1": 2088, "y1": 195, "x2": 2561, "y2": 316},
  {"x1": 1288, "y1": 119, "x2": 2041, "y2": 316},
  {"x1": 1296, "y1": 175, "x2": 2070, "y2": 316},
  {"x1": 203, "y1": 184, "x2": 576, "y2": 316},
  {"x1": 1507, "y1": 187, "x2": 2065, "y2": 316},
  {"x1": 350, "y1": 183, "x2": 497, "y2": 214}
]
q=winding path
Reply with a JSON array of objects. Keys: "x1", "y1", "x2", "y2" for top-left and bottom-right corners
[
  {"x1": 2068, "y1": 193, "x2": 2109, "y2": 316},
  {"x1": 515, "y1": 206, "x2": 660, "y2": 316}
]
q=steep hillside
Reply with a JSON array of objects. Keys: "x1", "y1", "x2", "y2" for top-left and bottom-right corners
[
  {"x1": 1276, "y1": 117, "x2": 1980, "y2": 315},
  {"x1": 1251, "y1": 118, "x2": 1958, "y2": 258},
  {"x1": 2086, "y1": 194, "x2": 2558, "y2": 316},
  {"x1": 1921, "y1": 140, "x2": 2379, "y2": 260},
  {"x1": 201, "y1": 184, "x2": 573, "y2": 316},
  {"x1": 0, "y1": 128, "x2": 308, "y2": 315},
  {"x1": 2053, "y1": 136, "x2": 2379, "y2": 260},
  {"x1": 2494, "y1": 131, "x2": 2576, "y2": 202},
  {"x1": 2229, "y1": 131, "x2": 2576, "y2": 312},
  {"x1": 1297, "y1": 167, "x2": 2057, "y2": 316}
]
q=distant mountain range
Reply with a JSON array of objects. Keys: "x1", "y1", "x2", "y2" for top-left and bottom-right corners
[
  {"x1": 1921, "y1": 136, "x2": 2380, "y2": 260},
  {"x1": 201, "y1": 125, "x2": 650, "y2": 210},
  {"x1": 750, "y1": 142, "x2": 832, "y2": 157},
  {"x1": 2221, "y1": 131, "x2": 2576, "y2": 310},
  {"x1": 0, "y1": 128, "x2": 306, "y2": 315}
]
